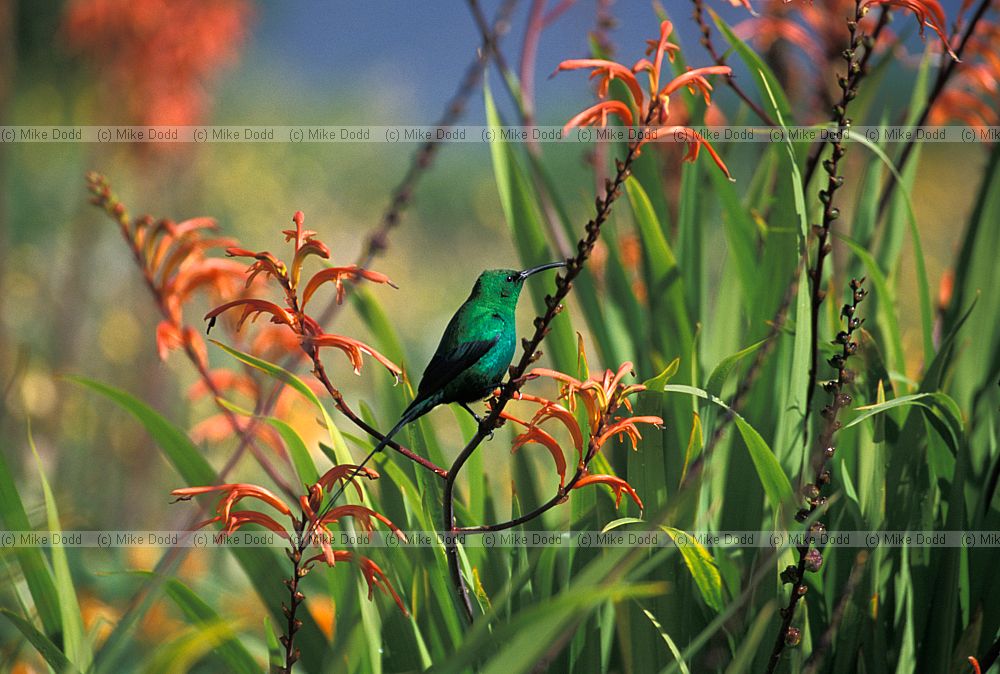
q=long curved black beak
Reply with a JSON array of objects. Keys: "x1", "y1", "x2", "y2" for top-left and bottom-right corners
[{"x1": 519, "y1": 261, "x2": 566, "y2": 279}]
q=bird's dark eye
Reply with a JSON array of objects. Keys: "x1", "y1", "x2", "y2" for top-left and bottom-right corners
[{"x1": 506, "y1": 274, "x2": 514, "y2": 283}]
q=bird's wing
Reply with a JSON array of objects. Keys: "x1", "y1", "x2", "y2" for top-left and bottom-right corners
[{"x1": 416, "y1": 335, "x2": 499, "y2": 399}]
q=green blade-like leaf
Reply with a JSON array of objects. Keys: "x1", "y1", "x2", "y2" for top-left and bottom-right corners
[
  {"x1": 0, "y1": 446, "x2": 61, "y2": 640},
  {"x1": 484, "y1": 84, "x2": 577, "y2": 374},
  {"x1": 1, "y1": 608, "x2": 78, "y2": 674},
  {"x1": 208, "y1": 339, "x2": 353, "y2": 456},
  {"x1": 28, "y1": 424, "x2": 91, "y2": 670},
  {"x1": 216, "y1": 397, "x2": 319, "y2": 487},
  {"x1": 69, "y1": 376, "x2": 328, "y2": 673},
  {"x1": 263, "y1": 616, "x2": 283, "y2": 670},
  {"x1": 640, "y1": 607, "x2": 691, "y2": 674},
  {"x1": 661, "y1": 526, "x2": 724, "y2": 612},
  {"x1": 624, "y1": 176, "x2": 693, "y2": 364},
  {"x1": 758, "y1": 68, "x2": 811, "y2": 471},
  {"x1": 844, "y1": 391, "x2": 962, "y2": 433},
  {"x1": 143, "y1": 621, "x2": 250, "y2": 674},
  {"x1": 851, "y1": 133, "x2": 934, "y2": 363},
  {"x1": 67, "y1": 375, "x2": 215, "y2": 485},
  {"x1": 662, "y1": 384, "x2": 795, "y2": 512},
  {"x1": 131, "y1": 572, "x2": 258, "y2": 674},
  {"x1": 705, "y1": 338, "x2": 769, "y2": 398}
]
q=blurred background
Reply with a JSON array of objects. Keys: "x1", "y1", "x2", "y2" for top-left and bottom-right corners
[{"x1": 0, "y1": 0, "x2": 985, "y2": 666}]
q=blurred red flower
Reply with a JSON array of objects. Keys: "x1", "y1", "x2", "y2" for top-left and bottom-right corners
[
  {"x1": 62, "y1": 0, "x2": 252, "y2": 127},
  {"x1": 930, "y1": 19, "x2": 1000, "y2": 129}
]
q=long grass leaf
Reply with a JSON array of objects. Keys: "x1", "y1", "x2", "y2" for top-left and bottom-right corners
[
  {"x1": 1, "y1": 608, "x2": 77, "y2": 673},
  {"x1": 28, "y1": 424, "x2": 91, "y2": 670},
  {"x1": 662, "y1": 384, "x2": 795, "y2": 512}
]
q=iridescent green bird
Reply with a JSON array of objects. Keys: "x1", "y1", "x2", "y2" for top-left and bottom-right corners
[{"x1": 326, "y1": 262, "x2": 565, "y2": 505}]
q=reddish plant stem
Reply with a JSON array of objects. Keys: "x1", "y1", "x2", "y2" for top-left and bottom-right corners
[
  {"x1": 278, "y1": 517, "x2": 310, "y2": 674},
  {"x1": 468, "y1": 0, "x2": 576, "y2": 258},
  {"x1": 457, "y1": 415, "x2": 611, "y2": 533},
  {"x1": 273, "y1": 0, "x2": 522, "y2": 479},
  {"x1": 442, "y1": 103, "x2": 659, "y2": 622},
  {"x1": 695, "y1": 9, "x2": 888, "y2": 471},
  {"x1": 978, "y1": 636, "x2": 1000, "y2": 674},
  {"x1": 520, "y1": 0, "x2": 547, "y2": 154},
  {"x1": 309, "y1": 355, "x2": 447, "y2": 478},
  {"x1": 277, "y1": 266, "x2": 448, "y2": 479}
]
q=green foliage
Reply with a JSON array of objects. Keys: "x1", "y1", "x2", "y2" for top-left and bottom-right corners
[{"x1": 4, "y1": 8, "x2": 998, "y2": 674}]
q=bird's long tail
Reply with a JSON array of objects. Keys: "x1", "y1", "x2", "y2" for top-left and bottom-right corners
[{"x1": 321, "y1": 396, "x2": 435, "y2": 515}]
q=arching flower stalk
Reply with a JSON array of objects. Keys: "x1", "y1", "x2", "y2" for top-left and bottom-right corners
[{"x1": 86, "y1": 172, "x2": 297, "y2": 494}]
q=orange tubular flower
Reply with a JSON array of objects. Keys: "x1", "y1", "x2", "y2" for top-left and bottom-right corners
[
  {"x1": 530, "y1": 360, "x2": 651, "y2": 432},
  {"x1": 574, "y1": 474, "x2": 645, "y2": 511},
  {"x1": 196, "y1": 510, "x2": 292, "y2": 537},
  {"x1": 494, "y1": 340, "x2": 661, "y2": 508},
  {"x1": 203, "y1": 209, "x2": 400, "y2": 381},
  {"x1": 62, "y1": 0, "x2": 251, "y2": 129},
  {"x1": 225, "y1": 248, "x2": 288, "y2": 287},
  {"x1": 562, "y1": 100, "x2": 635, "y2": 132},
  {"x1": 301, "y1": 266, "x2": 399, "y2": 308},
  {"x1": 88, "y1": 174, "x2": 249, "y2": 365},
  {"x1": 304, "y1": 333, "x2": 403, "y2": 381},
  {"x1": 860, "y1": 0, "x2": 955, "y2": 57},
  {"x1": 316, "y1": 464, "x2": 380, "y2": 495},
  {"x1": 930, "y1": 20, "x2": 1000, "y2": 129},
  {"x1": 303, "y1": 550, "x2": 408, "y2": 614},
  {"x1": 503, "y1": 413, "x2": 570, "y2": 485},
  {"x1": 321, "y1": 505, "x2": 406, "y2": 539},
  {"x1": 204, "y1": 298, "x2": 296, "y2": 333},
  {"x1": 555, "y1": 59, "x2": 646, "y2": 106},
  {"x1": 556, "y1": 20, "x2": 732, "y2": 177},
  {"x1": 513, "y1": 392, "x2": 585, "y2": 455},
  {"x1": 171, "y1": 483, "x2": 293, "y2": 520},
  {"x1": 596, "y1": 416, "x2": 666, "y2": 451}
]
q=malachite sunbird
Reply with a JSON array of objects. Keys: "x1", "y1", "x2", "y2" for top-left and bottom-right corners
[{"x1": 326, "y1": 261, "x2": 565, "y2": 506}]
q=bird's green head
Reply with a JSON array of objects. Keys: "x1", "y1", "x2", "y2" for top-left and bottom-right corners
[{"x1": 470, "y1": 262, "x2": 566, "y2": 303}]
